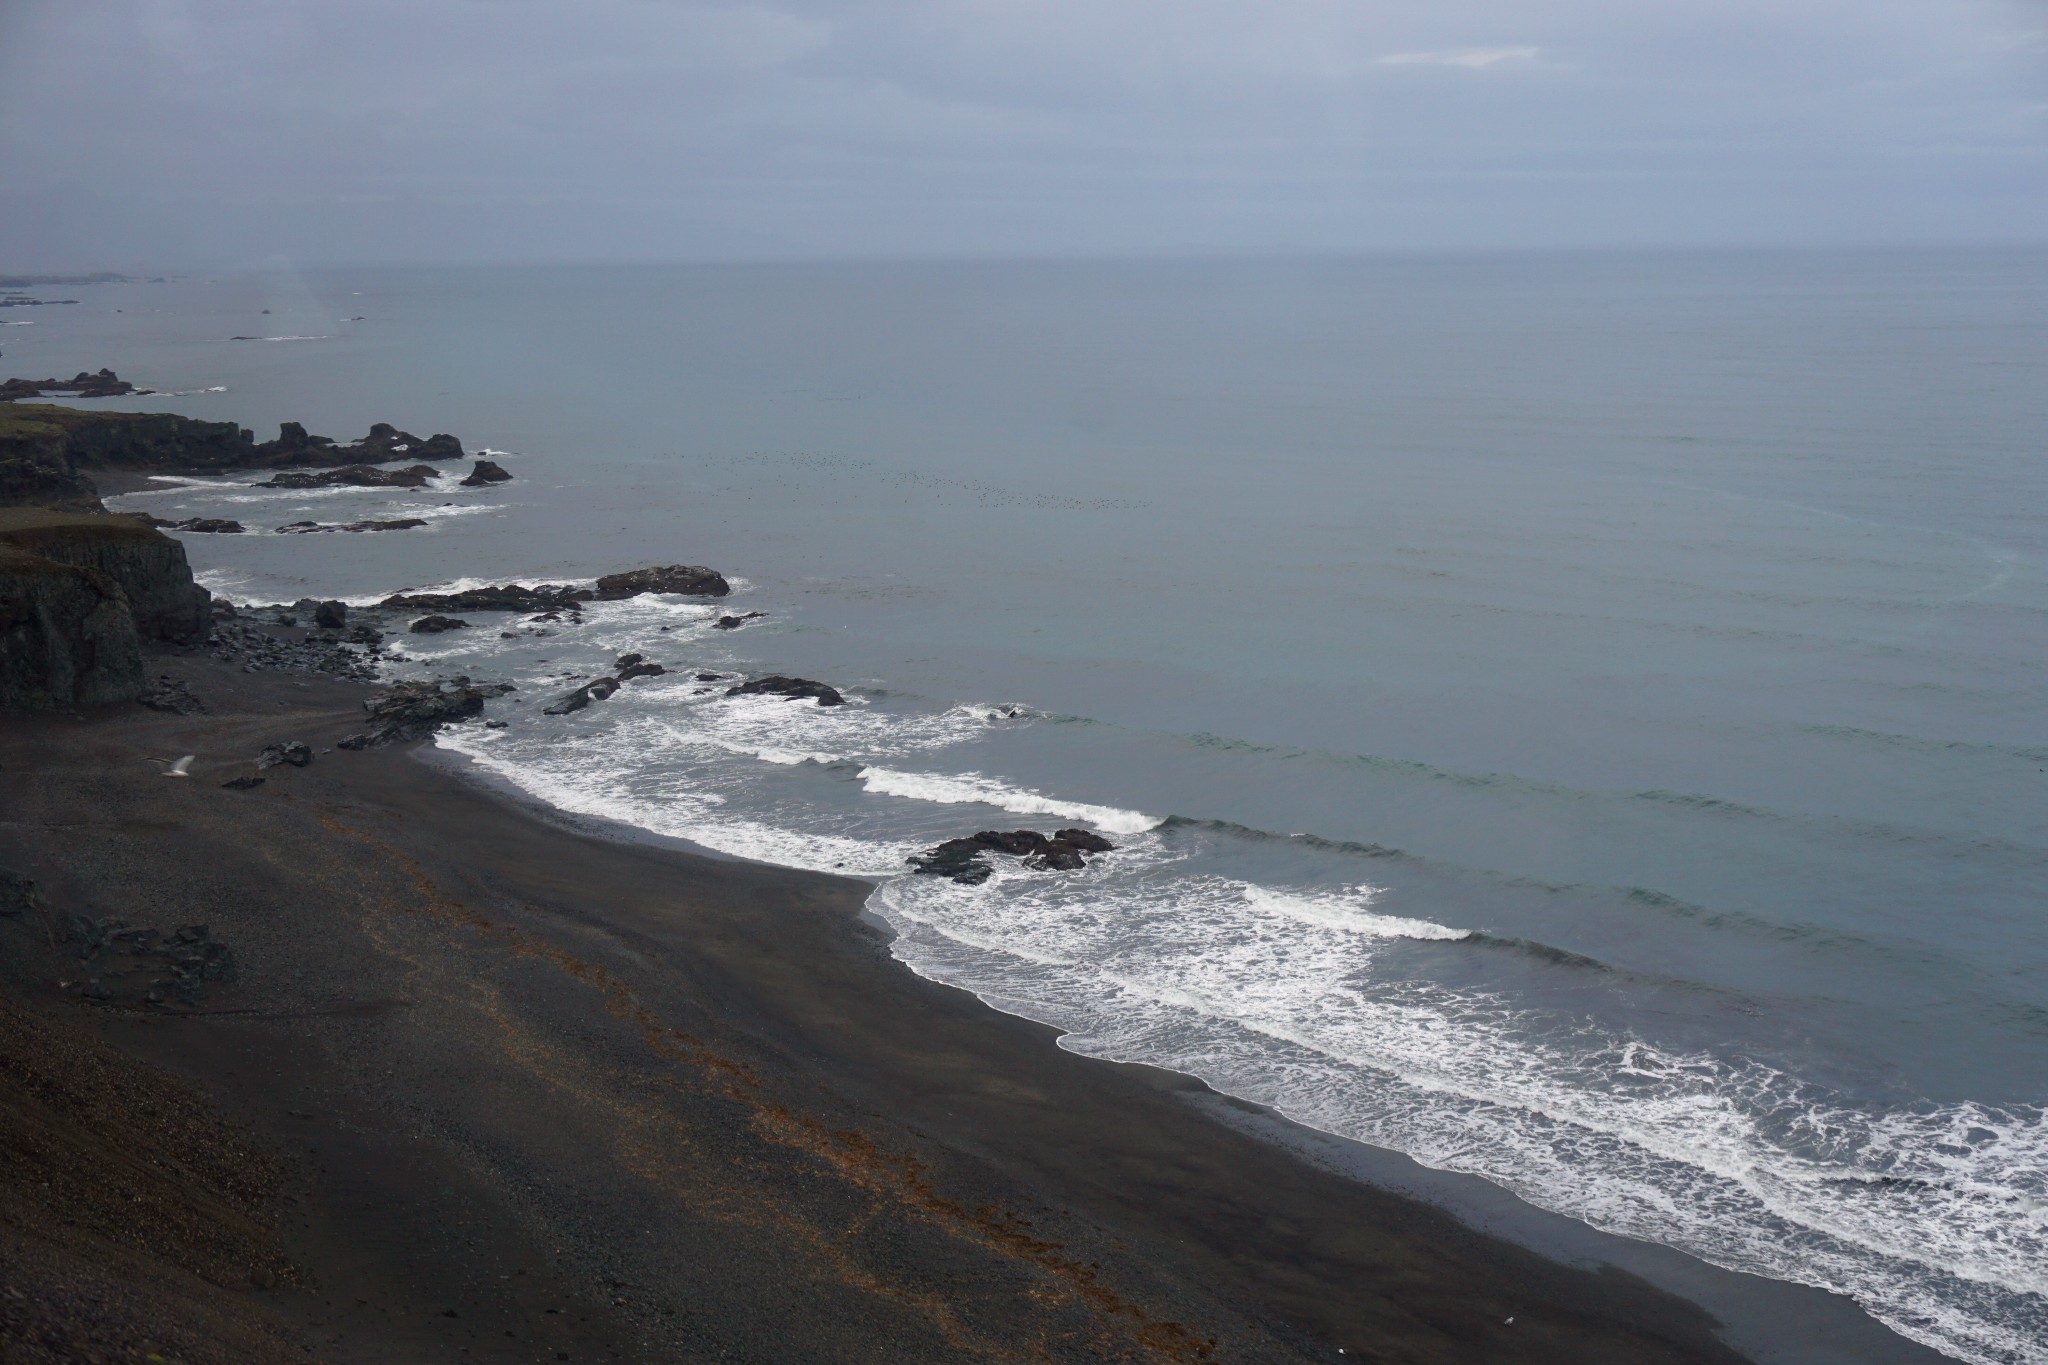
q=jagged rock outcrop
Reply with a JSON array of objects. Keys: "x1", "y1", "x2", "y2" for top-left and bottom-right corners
[
  {"x1": 0, "y1": 402, "x2": 471, "y2": 510},
  {"x1": 339, "y1": 679, "x2": 494, "y2": 747},
  {"x1": 910, "y1": 829, "x2": 1117, "y2": 884},
  {"x1": 409, "y1": 615, "x2": 470, "y2": 633},
  {"x1": 725, "y1": 675, "x2": 844, "y2": 706},
  {"x1": 593, "y1": 565, "x2": 729, "y2": 599},
  {"x1": 0, "y1": 369, "x2": 146, "y2": 402},
  {"x1": 459, "y1": 458, "x2": 511, "y2": 486}
]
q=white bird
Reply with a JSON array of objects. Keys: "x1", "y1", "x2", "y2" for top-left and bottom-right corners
[{"x1": 148, "y1": 754, "x2": 195, "y2": 777}]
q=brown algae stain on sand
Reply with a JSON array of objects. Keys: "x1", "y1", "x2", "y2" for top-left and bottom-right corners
[{"x1": 317, "y1": 809, "x2": 1218, "y2": 1363}]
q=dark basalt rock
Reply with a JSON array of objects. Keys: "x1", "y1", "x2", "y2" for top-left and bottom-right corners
[
  {"x1": 65, "y1": 916, "x2": 239, "y2": 1008},
  {"x1": 138, "y1": 675, "x2": 204, "y2": 714},
  {"x1": 147, "y1": 516, "x2": 245, "y2": 534},
  {"x1": 257, "y1": 463, "x2": 439, "y2": 490},
  {"x1": 910, "y1": 828, "x2": 1118, "y2": 883},
  {"x1": 459, "y1": 458, "x2": 512, "y2": 486},
  {"x1": 543, "y1": 676, "x2": 620, "y2": 715},
  {"x1": 313, "y1": 599, "x2": 347, "y2": 629},
  {"x1": 383, "y1": 583, "x2": 592, "y2": 613},
  {"x1": 617, "y1": 661, "x2": 666, "y2": 682},
  {"x1": 0, "y1": 369, "x2": 147, "y2": 402},
  {"x1": 713, "y1": 612, "x2": 768, "y2": 630},
  {"x1": 410, "y1": 615, "x2": 470, "y2": 634},
  {"x1": 341, "y1": 679, "x2": 488, "y2": 746},
  {"x1": 725, "y1": 675, "x2": 843, "y2": 706},
  {"x1": 256, "y1": 741, "x2": 313, "y2": 770},
  {"x1": 0, "y1": 869, "x2": 42, "y2": 917},
  {"x1": 908, "y1": 839, "x2": 995, "y2": 885},
  {"x1": 276, "y1": 517, "x2": 430, "y2": 534},
  {"x1": 592, "y1": 565, "x2": 730, "y2": 599}
]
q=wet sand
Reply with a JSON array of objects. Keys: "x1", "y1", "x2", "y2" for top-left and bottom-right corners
[{"x1": 0, "y1": 649, "x2": 1764, "y2": 1364}]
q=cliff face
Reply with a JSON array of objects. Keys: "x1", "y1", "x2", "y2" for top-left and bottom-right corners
[
  {"x1": 0, "y1": 511, "x2": 212, "y2": 710},
  {"x1": 0, "y1": 547, "x2": 145, "y2": 710},
  {"x1": 0, "y1": 405, "x2": 257, "y2": 504},
  {"x1": 0, "y1": 517, "x2": 211, "y2": 644}
]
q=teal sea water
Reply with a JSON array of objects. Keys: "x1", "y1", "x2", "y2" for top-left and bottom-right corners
[{"x1": 15, "y1": 250, "x2": 2046, "y2": 1362}]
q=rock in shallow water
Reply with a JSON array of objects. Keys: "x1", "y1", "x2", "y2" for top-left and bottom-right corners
[
  {"x1": 543, "y1": 676, "x2": 620, "y2": 715},
  {"x1": 910, "y1": 829, "x2": 1118, "y2": 884},
  {"x1": 592, "y1": 565, "x2": 729, "y2": 599},
  {"x1": 410, "y1": 614, "x2": 470, "y2": 634},
  {"x1": 725, "y1": 675, "x2": 843, "y2": 706},
  {"x1": 459, "y1": 458, "x2": 512, "y2": 486}
]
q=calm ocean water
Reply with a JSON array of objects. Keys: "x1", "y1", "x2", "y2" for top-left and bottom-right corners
[{"x1": 19, "y1": 250, "x2": 2046, "y2": 1362}]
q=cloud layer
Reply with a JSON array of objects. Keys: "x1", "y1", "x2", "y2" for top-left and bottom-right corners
[{"x1": 1, "y1": 0, "x2": 2043, "y2": 266}]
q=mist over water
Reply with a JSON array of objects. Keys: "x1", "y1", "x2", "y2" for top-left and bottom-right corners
[{"x1": 26, "y1": 250, "x2": 2048, "y2": 1362}]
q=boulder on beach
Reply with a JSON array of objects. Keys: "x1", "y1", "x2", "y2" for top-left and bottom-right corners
[
  {"x1": 340, "y1": 679, "x2": 491, "y2": 747},
  {"x1": 313, "y1": 600, "x2": 347, "y2": 629},
  {"x1": 459, "y1": 458, "x2": 512, "y2": 486},
  {"x1": 255, "y1": 741, "x2": 313, "y2": 770},
  {"x1": 410, "y1": 615, "x2": 470, "y2": 634},
  {"x1": 725, "y1": 675, "x2": 844, "y2": 706}
]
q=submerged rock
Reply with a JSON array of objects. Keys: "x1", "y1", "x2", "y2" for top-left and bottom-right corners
[
  {"x1": 275, "y1": 517, "x2": 429, "y2": 534},
  {"x1": 543, "y1": 676, "x2": 620, "y2": 715},
  {"x1": 725, "y1": 675, "x2": 843, "y2": 706},
  {"x1": 713, "y1": 612, "x2": 768, "y2": 630},
  {"x1": 383, "y1": 583, "x2": 592, "y2": 613}
]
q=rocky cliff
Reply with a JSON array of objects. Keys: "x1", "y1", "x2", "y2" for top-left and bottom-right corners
[
  {"x1": 0, "y1": 542, "x2": 144, "y2": 710},
  {"x1": 0, "y1": 510, "x2": 211, "y2": 709}
]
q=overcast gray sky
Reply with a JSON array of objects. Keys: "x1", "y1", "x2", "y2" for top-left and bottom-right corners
[{"x1": 3, "y1": 0, "x2": 2044, "y2": 268}]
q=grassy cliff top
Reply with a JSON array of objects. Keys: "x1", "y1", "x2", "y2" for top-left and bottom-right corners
[{"x1": 0, "y1": 505, "x2": 159, "y2": 541}]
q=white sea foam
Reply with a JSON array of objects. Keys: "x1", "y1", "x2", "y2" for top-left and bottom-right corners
[
  {"x1": 434, "y1": 725, "x2": 911, "y2": 876},
  {"x1": 360, "y1": 585, "x2": 2046, "y2": 1364},
  {"x1": 871, "y1": 856, "x2": 2048, "y2": 1365},
  {"x1": 857, "y1": 767, "x2": 1159, "y2": 834},
  {"x1": 1240, "y1": 885, "x2": 1468, "y2": 939}
]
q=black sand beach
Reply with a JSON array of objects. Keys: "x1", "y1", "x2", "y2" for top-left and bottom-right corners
[{"x1": 0, "y1": 648, "x2": 1760, "y2": 1364}]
